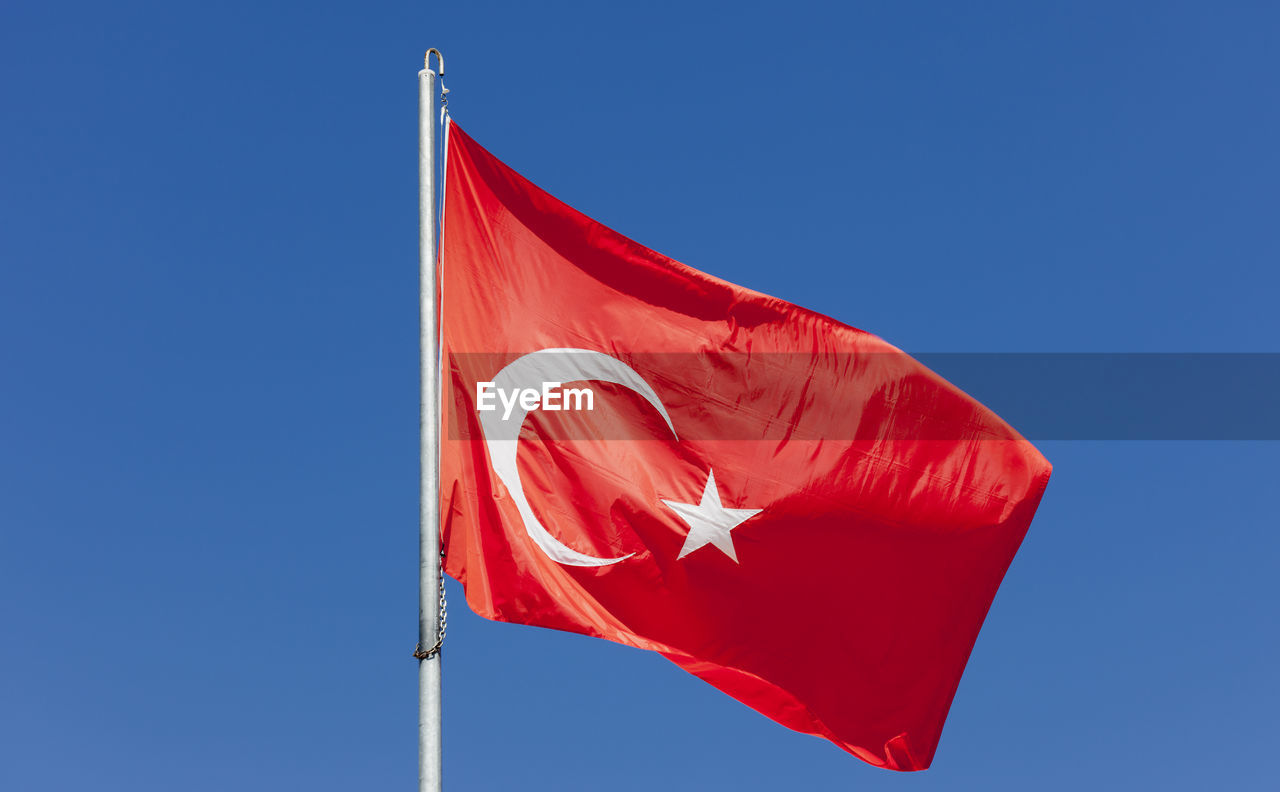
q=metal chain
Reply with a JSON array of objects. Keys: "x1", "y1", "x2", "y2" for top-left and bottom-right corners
[
  {"x1": 413, "y1": 552, "x2": 448, "y2": 660},
  {"x1": 436, "y1": 552, "x2": 447, "y2": 646}
]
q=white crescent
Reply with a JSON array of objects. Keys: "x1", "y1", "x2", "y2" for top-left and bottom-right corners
[{"x1": 477, "y1": 348, "x2": 677, "y2": 567}]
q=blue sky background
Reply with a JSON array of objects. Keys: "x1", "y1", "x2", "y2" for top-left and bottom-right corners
[{"x1": 2, "y1": 1, "x2": 1277, "y2": 789}]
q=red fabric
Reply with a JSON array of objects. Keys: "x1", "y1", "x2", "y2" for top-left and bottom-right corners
[{"x1": 439, "y1": 123, "x2": 1051, "y2": 771}]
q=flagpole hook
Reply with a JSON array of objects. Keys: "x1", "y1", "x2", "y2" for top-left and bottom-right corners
[{"x1": 424, "y1": 48, "x2": 444, "y2": 75}]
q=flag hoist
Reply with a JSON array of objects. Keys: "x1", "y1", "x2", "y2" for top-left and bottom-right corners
[{"x1": 417, "y1": 48, "x2": 445, "y2": 792}]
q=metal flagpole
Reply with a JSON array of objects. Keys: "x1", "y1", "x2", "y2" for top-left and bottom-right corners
[{"x1": 417, "y1": 47, "x2": 444, "y2": 792}]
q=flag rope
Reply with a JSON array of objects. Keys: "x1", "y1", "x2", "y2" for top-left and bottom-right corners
[{"x1": 414, "y1": 551, "x2": 449, "y2": 659}]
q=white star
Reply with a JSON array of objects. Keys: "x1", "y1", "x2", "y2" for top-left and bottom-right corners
[{"x1": 661, "y1": 470, "x2": 762, "y2": 563}]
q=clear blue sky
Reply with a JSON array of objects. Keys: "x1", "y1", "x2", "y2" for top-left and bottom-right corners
[{"x1": 2, "y1": 2, "x2": 1277, "y2": 789}]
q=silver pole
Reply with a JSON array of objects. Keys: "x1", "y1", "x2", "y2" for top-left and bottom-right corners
[{"x1": 418, "y1": 51, "x2": 442, "y2": 792}]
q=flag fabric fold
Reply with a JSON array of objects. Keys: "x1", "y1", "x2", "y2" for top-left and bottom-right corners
[{"x1": 439, "y1": 121, "x2": 1051, "y2": 771}]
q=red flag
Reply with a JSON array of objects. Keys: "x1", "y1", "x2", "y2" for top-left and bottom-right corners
[{"x1": 439, "y1": 122, "x2": 1051, "y2": 771}]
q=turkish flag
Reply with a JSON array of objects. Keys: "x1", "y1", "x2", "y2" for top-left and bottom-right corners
[{"x1": 439, "y1": 122, "x2": 1051, "y2": 771}]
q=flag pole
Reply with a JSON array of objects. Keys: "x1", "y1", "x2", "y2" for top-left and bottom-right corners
[{"x1": 417, "y1": 48, "x2": 444, "y2": 792}]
